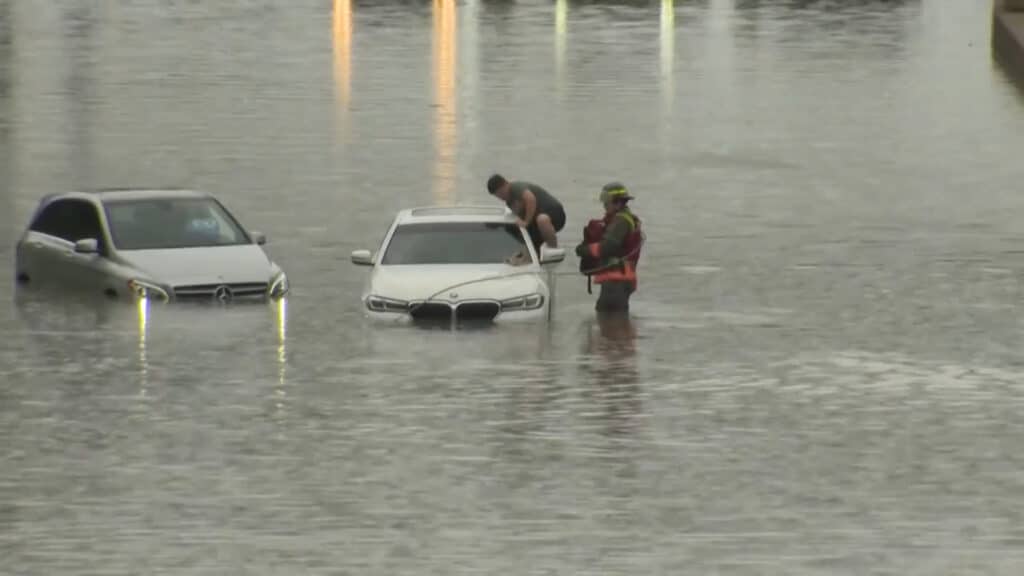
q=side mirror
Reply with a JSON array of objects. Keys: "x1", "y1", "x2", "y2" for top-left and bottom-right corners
[
  {"x1": 351, "y1": 249, "x2": 373, "y2": 266},
  {"x1": 250, "y1": 231, "x2": 267, "y2": 245},
  {"x1": 539, "y1": 247, "x2": 565, "y2": 265},
  {"x1": 74, "y1": 238, "x2": 99, "y2": 254}
]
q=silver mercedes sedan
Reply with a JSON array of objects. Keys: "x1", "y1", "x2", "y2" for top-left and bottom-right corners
[{"x1": 14, "y1": 188, "x2": 289, "y2": 303}]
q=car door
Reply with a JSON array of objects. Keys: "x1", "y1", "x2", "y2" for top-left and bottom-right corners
[
  {"x1": 17, "y1": 198, "x2": 72, "y2": 287},
  {"x1": 58, "y1": 199, "x2": 113, "y2": 296},
  {"x1": 20, "y1": 198, "x2": 110, "y2": 295}
]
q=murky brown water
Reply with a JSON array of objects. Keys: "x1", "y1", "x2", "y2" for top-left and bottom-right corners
[{"x1": 3, "y1": 0, "x2": 1024, "y2": 573}]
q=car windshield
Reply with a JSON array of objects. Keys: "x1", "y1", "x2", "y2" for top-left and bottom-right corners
[
  {"x1": 103, "y1": 197, "x2": 250, "y2": 250},
  {"x1": 381, "y1": 222, "x2": 531, "y2": 265}
]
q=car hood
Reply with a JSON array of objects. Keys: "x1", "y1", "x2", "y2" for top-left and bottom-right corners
[
  {"x1": 117, "y1": 245, "x2": 274, "y2": 286},
  {"x1": 368, "y1": 265, "x2": 547, "y2": 302}
]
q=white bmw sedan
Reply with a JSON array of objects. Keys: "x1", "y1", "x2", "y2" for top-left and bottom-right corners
[
  {"x1": 14, "y1": 188, "x2": 289, "y2": 303},
  {"x1": 350, "y1": 205, "x2": 566, "y2": 325}
]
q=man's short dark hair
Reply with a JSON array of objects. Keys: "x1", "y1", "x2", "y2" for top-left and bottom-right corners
[{"x1": 487, "y1": 174, "x2": 507, "y2": 195}]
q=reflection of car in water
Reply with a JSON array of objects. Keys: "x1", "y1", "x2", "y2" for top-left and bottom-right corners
[
  {"x1": 14, "y1": 188, "x2": 289, "y2": 303},
  {"x1": 12, "y1": 288, "x2": 288, "y2": 404},
  {"x1": 350, "y1": 205, "x2": 566, "y2": 326}
]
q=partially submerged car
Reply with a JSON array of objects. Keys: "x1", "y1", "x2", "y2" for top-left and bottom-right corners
[
  {"x1": 14, "y1": 188, "x2": 289, "y2": 303},
  {"x1": 350, "y1": 205, "x2": 566, "y2": 325}
]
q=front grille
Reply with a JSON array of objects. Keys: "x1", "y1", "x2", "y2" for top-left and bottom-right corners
[
  {"x1": 455, "y1": 302, "x2": 500, "y2": 322},
  {"x1": 408, "y1": 300, "x2": 500, "y2": 326},
  {"x1": 409, "y1": 302, "x2": 452, "y2": 321},
  {"x1": 173, "y1": 282, "x2": 268, "y2": 301}
]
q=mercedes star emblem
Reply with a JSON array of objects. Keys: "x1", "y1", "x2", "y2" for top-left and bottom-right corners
[{"x1": 214, "y1": 285, "x2": 233, "y2": 303}]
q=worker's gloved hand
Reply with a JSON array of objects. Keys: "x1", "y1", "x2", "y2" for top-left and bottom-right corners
[{"x1": 574, "y1": 243, "x2": 587, "y2": 258}]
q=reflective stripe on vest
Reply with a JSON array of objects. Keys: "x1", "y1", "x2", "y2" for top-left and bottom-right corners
[
  {"x1": 593, "y1": 260, "x2": 637, "y2": 285},
  {"x1": 589, "y1": 211, "x2": 638, "y2": 260}
]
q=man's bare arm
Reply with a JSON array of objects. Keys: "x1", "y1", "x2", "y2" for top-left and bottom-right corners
[{"x1": 521, "y1": 189, "x2": 537, "y2": 225}]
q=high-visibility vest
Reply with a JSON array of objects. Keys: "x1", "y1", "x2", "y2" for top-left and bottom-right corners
[{"x1": 581, "y1": 211, "x2": 642, "y2": 288}]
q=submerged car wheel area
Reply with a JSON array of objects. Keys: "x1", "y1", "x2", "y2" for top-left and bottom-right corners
[
  {"x1": 14, "y1": 188, "x2": 289, "y2": 305},
  {"x1": 351, "y1": 205, "x2": 565, "y2": 327}
]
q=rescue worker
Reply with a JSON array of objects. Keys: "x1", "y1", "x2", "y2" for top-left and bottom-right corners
[
  {"x1": 486, "y1": 173, "x2": 566, "y2": 254},
  {"x1": 574, "y1": 182, "x2": 643, "y2": 313}
]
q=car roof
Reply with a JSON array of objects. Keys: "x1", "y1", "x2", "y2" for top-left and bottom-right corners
[
  {"x1": 88, "y1": 188, "x2": 214, "y2": 201},
  {"x1": 394, "y1": 205, "x2": 516, "y2": 225},
  {"x1": 42, "y1": 188, "x2": 215, "y2": 203}
]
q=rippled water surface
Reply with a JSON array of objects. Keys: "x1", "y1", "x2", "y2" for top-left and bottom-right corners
[{"x1": 2, "y1": 0, "x2": 1024, "y2": 573}]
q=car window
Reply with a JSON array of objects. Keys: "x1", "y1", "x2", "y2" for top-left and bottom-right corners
[
  {"x1": 29, "y1": 201, "x2": 66, "y2": 238},
  {"x1": 103, "y1": 197, "x2": 250, "y2": 250},
  {"x1": 381, "y1": 222, "x2": 531, "y2": 265},
  {"x1": 29, "y1": 199, "x2": 105, "y2": 247}
]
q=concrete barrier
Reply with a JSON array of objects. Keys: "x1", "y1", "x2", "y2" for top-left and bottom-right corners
[{"x1": 994, "y1": 0, "x2": 1024, "y2": 82}]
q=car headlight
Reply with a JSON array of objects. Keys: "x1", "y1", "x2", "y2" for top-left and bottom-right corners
[
  {"x1": 500, "y1": 293, "x2": 545, "y2": 311},
  {"x1": 366, "y1": 295, "x2": 409, "y2": 312},
  {"x1": 127, "y1": 279, "x2": 170, "y2": 301},
  {"x1": 269, "y1": 272, "x2": 289, "y2": 299}
]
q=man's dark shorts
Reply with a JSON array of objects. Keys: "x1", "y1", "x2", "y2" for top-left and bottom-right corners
[{"x1": 526, "y1": 204, "x2": 566, "y2": 252}]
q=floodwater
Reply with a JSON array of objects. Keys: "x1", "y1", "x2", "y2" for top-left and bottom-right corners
[{"x1": 2, "y1": 0, "x2": 1024, "y2": 573}]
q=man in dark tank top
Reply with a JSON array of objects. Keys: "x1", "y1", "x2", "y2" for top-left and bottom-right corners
[{"x1": 486, "y1": 173, "x2": 566, "y2": 256}]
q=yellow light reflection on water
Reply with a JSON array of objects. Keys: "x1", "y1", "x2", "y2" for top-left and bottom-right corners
[
  {"x1": 555, "y1": 0, "x2": 567, "y2": 89},
  {"x1": 276, "y1": 297, "x2": 284, "y2": 375},
  {"x1": 432, "y1": 0, "x2": 457, "y2": 205},
  {"x1": 660, "y1": 0, "x2": 675, "y2": 112},
  {"x1": 137, "y1": 296, "x2": 149, "y2": 396},
  {"x1": 276, "y1": 297, "x2": 287, "y2": 390},
  {"x1": 332, "y1": 0, "x2": 352, "y2": 118}
]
